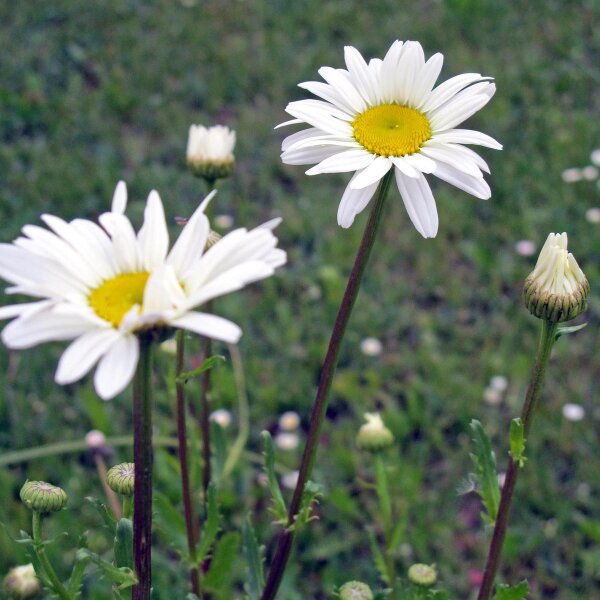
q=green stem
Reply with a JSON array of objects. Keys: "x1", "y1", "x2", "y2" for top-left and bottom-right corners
[
  {"x1": 261, "y1": 171, "x2": 394, "y2": 600},
  {"x1": 132, "y1": 337, "x2": 154, "y2": 600},
  {"x1": 477, "y1": 319, "x2": 558, "y2": 600},
  {"x1": 374, "y1": 454, "x2": 395, "y2": 590},
  {"x1": 32, "y1": 511, "x2": 72, "y2": 600},
  {"x1": 123, "y1": 496, "x2": 133, "y2": 520},
  {"x1": 222, "y1": 344, "x2": 250, "y2": 477},
  {"x1": 200, "y1": 332, "x2": 212, "y2": 499},
  {"x1": 175, "y1": 330, "x2": 202, "y2": 597}
]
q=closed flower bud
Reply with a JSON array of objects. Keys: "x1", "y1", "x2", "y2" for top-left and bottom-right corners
[
  {"x1": 20, "y1": 481, "x2": 67, "y2": 513},
  {"x1": 186, "y1": 124, "x2": 236, "y2": 181},
  {"x1": 408, "y1": 563, "x2": 437, "y2": 587},
  {"x1": 356, "y1": 413, "x2": 394, "y2": 453},
  {"x1": 107, "y1": 463, "x2": 135, "y2": 496},
  {"x1": 3, "y1": 564, "x2": 40, "y2": 599},
  {"x1": 523, "y1": 233, "x2": 589, "y2": 323},
  {"x1": 338, "y1": 580, "x2": 374, "y2": 600}
]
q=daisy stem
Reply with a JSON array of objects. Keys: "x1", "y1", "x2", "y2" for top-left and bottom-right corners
[
  {"x1": 175, "y1": 330, "x2": 202, "y2": 597},
  {"x1": 132, "y1": 336, "x2": 155, "y2": 600},
  {"x1": 477, "y1": 319, "x2": 557, "y2": 600},
  {"x1": 200, "y1": 331, "x2": 213, "y2": 499},
  {"x1": 261, "y1": 170, "x2": 394, "y2": 600}
]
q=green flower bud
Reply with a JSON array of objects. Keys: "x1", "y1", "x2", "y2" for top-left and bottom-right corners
[
  {"x1": 107, "y1": 463, "x2": 135, "y2": 496},
  {"x1": 3, "y1": 564, "x2": 40, "y2": 599},
  {"x1": 20, "y1": 481, "x2": 67, "y2": 513},
  {"x1": 523, "y1": 233, "x2": 589, "y2": 323},
  {"x1": 187, "y1": 124, "x2": 236, "y2": 182},
  {"x1": 356, "y1": 413, "x2": 394, "y2": 453},
  {"x1": 338, "y1": 580, "x2": 374, "y2": 600},
  {"x1": 408, "y1": 563, "x2": 437, "y2": 588}
]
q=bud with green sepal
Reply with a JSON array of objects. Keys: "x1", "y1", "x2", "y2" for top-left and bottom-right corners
[
  {"x1": 107, "y1": 463, "x2": 134, "y2": 518},
  {"x1": 186, "y1": 124, "x2": 236, "y2": 184},
  {"x1": 20, "y1": 481, "x2": 67, "y2": 513},
  {"x1": 338, "y1": 580, "x2": 374, "y2": 600},
  {"x1": 356, "y1": 413, "x2": 394, "y2": 453},
  {"x1": 523, "y1": 232, "x2": 589, "y2": 323},
  {"x1": 408, "y1": 563, "x2": 437, "y2": 588}
]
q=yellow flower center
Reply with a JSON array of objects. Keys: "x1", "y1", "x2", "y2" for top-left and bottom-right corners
[
  {"x1": 352, "y1": 104, "x2": 432, "y2": 157},
  {"x1": 88, "y1": 272, "x2": 149, "y2": 328}
]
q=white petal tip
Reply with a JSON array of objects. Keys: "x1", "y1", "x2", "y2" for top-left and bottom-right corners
[{"x1": 112, "y1": 181, "x2": 128, "y2": 214}]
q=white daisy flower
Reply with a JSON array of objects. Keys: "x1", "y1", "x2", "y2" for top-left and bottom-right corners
[
  {"x1": 280, "y1": 40, "x2": 502, "y2": 236},
  {"x1": 0, "y1": 182, "x2": 286, "y2": 400},
  {"x1": 187, "y1": 124, "x2": 236, "y2": 180}
]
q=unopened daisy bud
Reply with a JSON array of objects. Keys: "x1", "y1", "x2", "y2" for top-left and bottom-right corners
[
  {"x1": 408, "y1": 563, "x2": 437, "y2": 588},
  {"x1": 186, "y1": 124, "x2": 236, "y2": 181},
  {"x1": 338, "y1": 580, "x2": 373, "y2": 600},
  {"x1": 206, "y1": 229, "x2": 222, "y2": 249},
  {"x1": 523, "y1": 233, "x2": 589, "y2": 323},
  {"x1": 3, "y1": 564, "x2": 40, "y2": 599},
  {"x1": 107, "y1": 463, "x2": 134, "y2": 496},
  {"x1": 356, "y1": 413, "x2": 394, "y2": 453},
  {"x1": 20, "y1": 481, "x2": 67, "y2": 513}
]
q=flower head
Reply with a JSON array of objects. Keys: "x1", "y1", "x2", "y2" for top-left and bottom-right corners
[
  {"x1": 356, "y1": 412, "x2": 394, "y2": 452},
  {"x1": 3, "y1": 564, "x2": 40, "y2": 599},
  {"x1": 107, "y1": 462, "x2": 135, "y2": 496},
  {"x1": 20, "y1": 481, "x2": 67, "y2": 513},
  {"x1": 338, "y1": 581, "x2": 374, "y2": 600},
  {"x1": 187, "y1": 124, "x2": 236, "y2": 180},
  {"x1": 523, "y1": 232, "x2": 589, "y2": 323},
  {"x1": 280, "y1": 40, "x2": 501, "y2": 236},
  {"x1": 0, "y1": 182, "x2": 285, "y2": 399},
  {"x1": 408, "y1": 563, "x2": 438, "y2": 588}
]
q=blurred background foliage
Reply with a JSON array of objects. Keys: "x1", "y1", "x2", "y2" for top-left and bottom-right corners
[{"x1": 0, "y1": 0, "x2": 599, "y2": 598}]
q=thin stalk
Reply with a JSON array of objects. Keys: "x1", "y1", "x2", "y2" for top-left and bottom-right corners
[
  {"x1": 200, "y1": 331, "x2": 212, "y2": 498},
  {"x1": 261, "y1": 171, "x2": 394, "y2": 600},
  {"x1": 132, "y1": 337, "x2": 154, "y2": 600},
  {"x1": 374, "y1": 454, "x2": 395, "y2": 590},
  {"x1": 176, "y1": 330, "x2": 202, "y2": 597},
  {"x1": 32, "y1": 511, "x2": 72, "y2": 600},
  {"x1": 94, "y1": 452, "x2": 122, "y2": 519},
  {"x1": 477, "y1": 319, "x2": 558, "y2": 600}
]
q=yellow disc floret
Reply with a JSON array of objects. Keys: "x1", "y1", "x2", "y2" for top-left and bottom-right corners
[
  {"x1": 89, "y1": 272, "x2": 149, "y2": 328},
  {"x1": 352, "y1": 104, "x2": 431, "y2": 157}
]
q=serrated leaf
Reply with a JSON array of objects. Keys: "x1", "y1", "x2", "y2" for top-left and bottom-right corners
[
  {"x1": 85, "y1": 496, "x2": 117, "y2": 530},
  {"x1": 368, "y1": 528, "x2": 389, "y2": 585},
  {"x1": 260, "y1": 431, "x2": 287, "y2": 524},
  {"x1": 493, "y1": 580, "x2": 529, "y2": 600},
  {"x1": 67, "y1": 533, "x2": 89, "y2": 597},
  {"x1": 176, "y1": 355, "x2": 225, "y2": 384},
  {"x1": 242, "y1": 515, "x2": 264, "y2": 599},
  {"x1": 154, "y1": 491, "x2": 187, "y2": 555},
  {"x1": 555, "y1": 322, "x2": 587, "y2": 340},
  {"x1": 509, "y1": 418, "x2": 527, "y2": 467},
  {"x1": 195, "y1": 483, "x2": 220, "y2": 566},
  {"x1": 470, "y1": 420, "x2": 500, "y2": 524},
  {"x1": 287, "y1": 480, "x2": 323, "y2": 532},
  {"x1": 76, "y1": 549, "x2": 137, "y2": 589},
  {"x1": 203, "y1": 531, "x2": 241, "y2": 591}
]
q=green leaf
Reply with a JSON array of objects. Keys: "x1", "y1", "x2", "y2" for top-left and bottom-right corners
[
  {"x1": 470, "y1": 420, "x2": 500, "y2": 524},
  {"x1": 67, "y1": 533, "x2": 89, "y2": 598},
  {"x1": 76, "y1": 548, "x2": 137, "y2": 590},
  {"x1": 367, "y1": 528, "x2": 389, "y2": 585},
  {"x1": 509, "y1": 418, "x2": 527, "y2": 467},
  {"x1": 242, "y1": 515, "x2": 265, "y2": 599},
  {"x1": 288, "y1": 480, "x2": 323, "y2": 532},
  {"x1": 260, "y1": 431, "x2": 287, "y2": 524},
  {"x1": 114, "y1": 518, "x2": 133, "y2": 570},
  {"x1": 493, "y1": 580, "x2": 529, "y2": 599},
  {"x1": 195, "y1": 483, "x2": 220, "y2": 566},
  {"x1": 176, "y1": 355, "x2": 225, "y2": 384},
  {"x1": 154, "y1": 491, "x2": 187, "y2": 555},
  {"x1": 84, "y1": 496, "x2": 117, "y2": 530},
  {"x1": 203, "y1": 531, "x2": 241, "y2": 591},
  {"x1": 555, "y1": 322, "x2": 587, "y2": 340}
]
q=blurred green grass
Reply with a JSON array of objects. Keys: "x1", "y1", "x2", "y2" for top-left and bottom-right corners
[{"x1": 0, "y1": 0, "x2": 599, "y2": 598}]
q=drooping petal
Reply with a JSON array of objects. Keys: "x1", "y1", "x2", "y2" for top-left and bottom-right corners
[
  {"x1": 337, "y1": 174, "x2": 379, "y2": 228},
  {"x1": 349, "y1": 156, "x2": 392, "y2": 189},
  {"x1": 172, "y1": 312, "x2": 242, "y2": 343},
  {"x1": 431, "y1": 161, "x2": 491, "y2": 199},
  {"x1": 395, "y1": 170, "x2": 439, "y2": 238},
  {"x1": 93, "y1": 334, "x2": 139, "y2": 400},
  {"x1": 305, "y1": 149, "x2": 375, "y2": 175},
  {"x1": 430, "y1": 128, "x2": 502, "y2": 150}
]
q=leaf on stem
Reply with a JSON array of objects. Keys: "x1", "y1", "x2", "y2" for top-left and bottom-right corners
[
  {"x1": 555, "y1": 322, "x2": 587, "y2": 340},
  {"x1": 260, "y1": 431, "x2": 287, "y2": 524},
  {"x1": 175, "y1": 355, "x2": 225, "y2": 384},
  {"x1": 195, "y1": 483, "x2": 221, "y2": 566},
  {"x1": 492, "y1": 580, "x2": 529, "y2": 599},
  {"x1": 287, "y1": 480, "x2": 323, "y2": 532},
  {"x1": 242, "y1": 515, "x2": 265, "y2": 599},
  {"x1": 67, "y1": 533, "x2": 89, "y2": 598},
  {"x1": 509, "y1": 418, "x2": 527, "y2": 468},
  {"x1": 204, "y1": 531, "x2": 241, "y2": 592},
  {"x1": 469, "y1": 420, "x2": 500, "y2": 525},
  {"x1": 84, "y1": 496, "x2": 117, "y2": 530},
  {"x1": 76, "y1": 549, "x2": 137, "y2": 590}
]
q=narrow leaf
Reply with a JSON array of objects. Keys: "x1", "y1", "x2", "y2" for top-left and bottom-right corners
[
  {"x1": 261, "y1": 431, "x2": 287, "y2": 523},
  {"x1": 203, "y1": 531, "x2": 241, "y2": 591},
  {"x1": 67, "y1": 533, "x2": 89, "y2": 597},
  {"x1": 176, "y1": 355, "x2": 225, "y2": 384},
  {"x1": 470, "y1": 419, "x2": 500, "y2": 524},
  {"x1": 242, "y1": 515, "x2": 265, "y2": 599},
  {"x1": 367, "y1": 528, "x2": 389, "y2": 585},
  {"x1": 76, "y1": 549, "x2": 137, "y2": 589},
  {"x1": 195, "y1": 483, "x2": 220, "y2": 565},
  {"x1": 509, "y1": 418, "x2": 527, "y2": 467},
  {"x1": 493, "y1": 580, "x2": 529, "y2": 600},
  {"x1": 555, "y1": 322, "x2": 587, "y2": 340}
]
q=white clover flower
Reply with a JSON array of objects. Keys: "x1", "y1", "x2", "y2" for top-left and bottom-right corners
[
  {"x1": 274, "y1": 432, "x2": 300, "y2": 450},
  {"x1": 561, "y1": 167, "x2": 582, "y2": 183},
  {"x1": 209, "y1": 408, "x2": 232, "y2": 428},
  {"x1": 278, "y1": 410, "x2": 300, "y2": 431},
  {"x1": 360, "y1": 336, "x2": 383, "y2": 356},
  {"x1": 591, "y1": 149, "x2": 600, "y2": 166},
  {"x1": 523, "y1": 232, "x2": 589, "y2": 323},
  {"x1": 187, "y1": 124, "x2": 236, "y2": 180},
  {"x1": 279, "y1": 40, "x2": 501, "y2": 236},
  {"x1": 585, "y1": 207, "x2": 600, "y2": 224},
  {"x1": 562, "y1": 403, "x2": 585, "y2": 422},
  {"x1": 0, "y1": 182, "x2": 285, "y2": 400}
]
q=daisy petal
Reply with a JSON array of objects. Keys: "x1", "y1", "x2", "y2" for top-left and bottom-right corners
[
  {"x1": 112, "y1": 181, "x2": 128, "y2": 214},
  {"x1": 306, "y1": 149, "x2": 375, "y2": 175},
  {"x1": 349, "y1": 156, "x2": 392, "y2": 189},
  {"x1": 395, "y1": 170, "x2": 439, "y2": 238},
  {"x1": 430, "y1": 128, "x2": 503, "y2": 150},
  {"x1": 432, "y1": 161, "x2": 491, "y2": 199},
  {"x1": 172, "y1": 312, "x2": 242, "y2": 343},
  {"x1": 138, "y1": 190, "x2": 169, "y2": 270},
  {"x1": 410, "y1": 52, "x2": 444, "y2": 108},
  {"x1": 94, "y1": 334, "x2": 139, "y2": 400},
  {"x1": 421, "y1": 73, "x2": 485, "y2": 113},
  {"x1": 337, "y1": 174, "x2": 378, "y2": 228}
]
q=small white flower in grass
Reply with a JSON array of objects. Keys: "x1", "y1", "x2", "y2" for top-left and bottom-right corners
[
  {"x1": 585, "y1": 208, "x2": 600, "y2": 224},
  {"x1": 561, "y1": 167, "x2": 582, "y2": 183},
  {"x1": 214, "y1": 214, "x2": 234, "y2": 229},
  {"x1": 515, "y1": 240, "x2": 536, "y2": 257},
  {"x1": 281, "y1": 470, "x2": 300, "y2": 490},
  {"x1": 0, "y1": 182, "x2": 286, "y2": 400},
  {"x1": 360, "y1": 336, "x2": 383, "y2": 356},
  {"x1": 279, "y1": 40, "x2": 501, "y2": 237},
  {"x1": 278, "y1": 410, "x2": 300, "y2": 431},
  {"x1": 489, "y1": 375, "x2": 508, "y2": 393},
  {"x1": 274, "y1": 432, "x2": 300, "y2": 450},
  {"x1": 562, "y1": 403, "x2": 585, "y2": 422},
  {"x1": 582, "y1": 165, "x2": 599, "y2": 181},
  {"x1": 591, "y1": 149, "x2": 600, "y2": 166},
  {"x1": 210, "y1": 408, "x2": 232, "y2": 428},
  {"x1": 187, "y1": 124, "x2": 236, "y2": 180},
  {"x1": 483, "y1": 386, "x2": 502, "y2": 406},
  {"x1": 85, "y1": 429, "x2": 107, "y2": 450}
]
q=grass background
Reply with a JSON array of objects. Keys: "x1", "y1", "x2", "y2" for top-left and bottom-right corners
[{"x1": 0, "y1": 0, "x2": 599, "y2": 598}]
